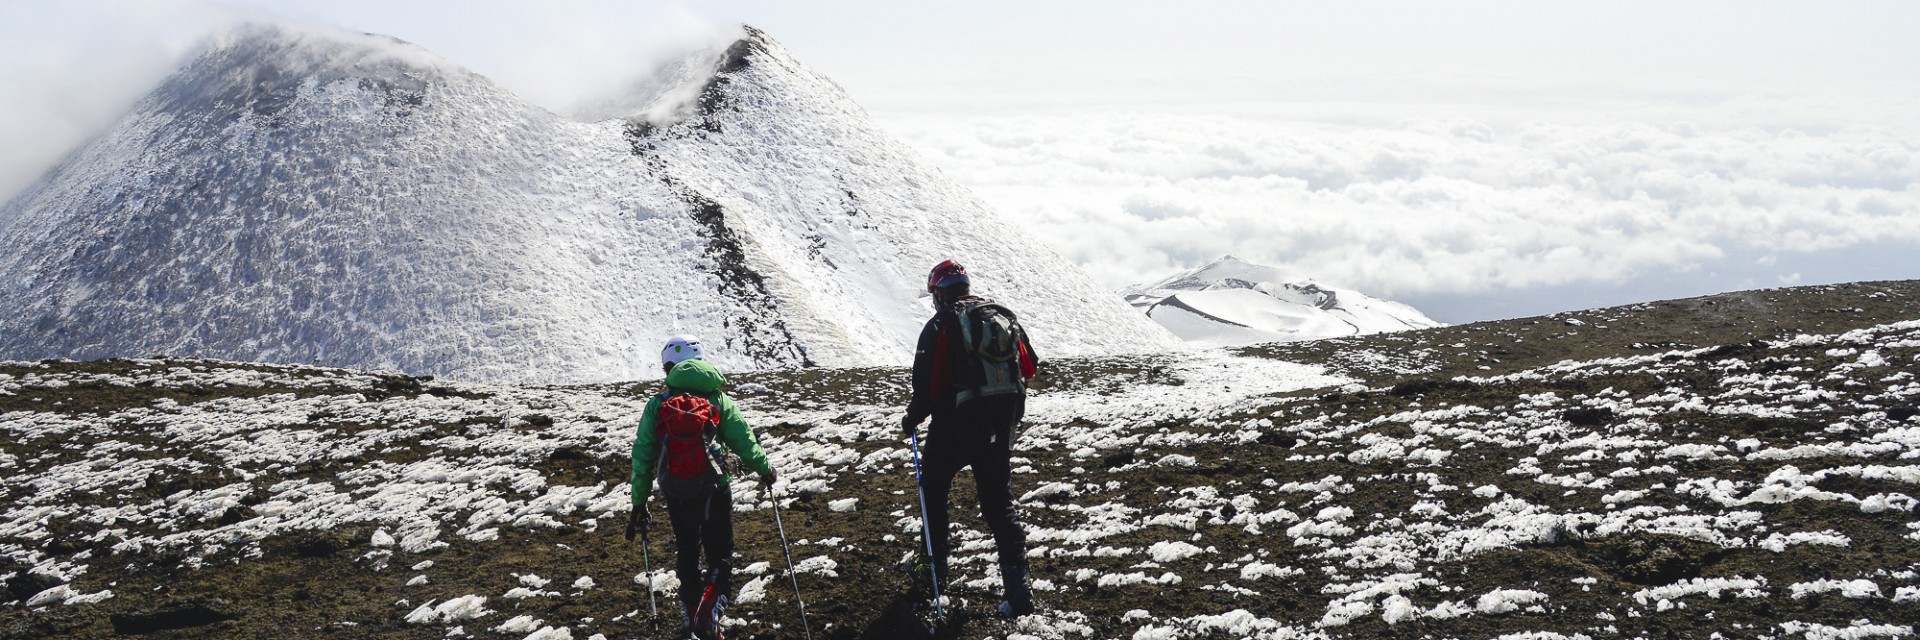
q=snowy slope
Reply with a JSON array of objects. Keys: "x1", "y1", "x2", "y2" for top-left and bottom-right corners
[
  {"x1": 0, "y1": 24, "x2": 1173, "y2": 383},
  {"x1": 6, "y1": 281, "x2": 1920, "y2": 639},
  {"x1": 634, "y1": 28, "x2": 1176, "y2": 364},
  {"x1": 0, "y1": 26, "x2": 710, "y2": 384},
  {"x1": 1123, "y1": 256, "x2": 1443, "y2": 345}
]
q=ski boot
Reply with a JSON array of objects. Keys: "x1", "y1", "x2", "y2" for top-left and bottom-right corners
[{"x1": 692, "y1": 585, "x2": 727, "y2": 640}]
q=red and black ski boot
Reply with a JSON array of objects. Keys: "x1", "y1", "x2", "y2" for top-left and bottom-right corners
[{"x1": 692, "y1": 584, "x2": 727, "y2": 640}]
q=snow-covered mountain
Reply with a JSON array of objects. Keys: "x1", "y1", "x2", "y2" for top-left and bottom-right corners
[
  {"x1": 1122, "y1": 256, "x2": 1442, "y2": 345},
  {"x1": 0, "y1": 24, "x2": 1174, "y2": 384}
]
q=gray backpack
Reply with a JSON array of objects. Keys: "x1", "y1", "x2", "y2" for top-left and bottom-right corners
[{"x1": 951, "y1": 298, "x2": 1027, "y2": 405}]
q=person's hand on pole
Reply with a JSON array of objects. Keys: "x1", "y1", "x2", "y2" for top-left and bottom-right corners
[
  {"x1": 624, "y1": 506, "x2": 648, "y2": 542},
  {"x1": 901, "y1": 414, "x2": 921, "y2": 439},
  {"x1": 759, "y1": 468, "x2": 777, "y2": 487}
]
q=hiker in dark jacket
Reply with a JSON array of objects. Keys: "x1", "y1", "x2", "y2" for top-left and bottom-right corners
[
  {"x1": 628, "y1": 337, "x2": 776, "y2": 640},
  {"x1": 902, "y1": 259, "x2": 1040, "y2": 618}
]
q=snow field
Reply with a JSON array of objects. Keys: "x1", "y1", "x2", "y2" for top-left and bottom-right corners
[
  {"x1": 1053, "y1": 319, "x2": 1920, "y2": 638},
  {"x1": 4, "y1": 315, "x2": 1920, "y2": 637},
  {"x1": 1123, "y1": 256, "x2": 1445, "y2": 346}
]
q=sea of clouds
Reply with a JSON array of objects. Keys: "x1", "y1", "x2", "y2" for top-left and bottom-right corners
[{"x1": 885, "y1": 99, "x2": 1920, "y2": 322}]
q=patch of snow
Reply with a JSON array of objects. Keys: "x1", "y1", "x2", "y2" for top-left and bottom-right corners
[
  {"x1": 1147, "y1": 541, "x2": 1205, "y2": 563},
  {"x1": 1759, "y1": 530, "x2": 1851, "y2": 552},
  {"x1": 735, "y1": 576, "x2": 772, "y2": 605},
  {"x1": 1632, "y1": 577, "x2": 1768, "y2": 605},
  {"x1": 1477, "y1": 589, "x2": 1549, "y2": 615},
  {"x1": 405, "y1": 595, "x2": 492, "y2": 624},
  {"x1": 1789, "y1": 579, "x2": 1883, "y2": 599},
  {"x1": 792, "y1": 556, "x2": 838, "y2": 578},
  {"x1": 495, "y1": 615, "x2": 543, "y2": 634},
  {"x1": 1776, "y1": 620, "x2": 1913, "y2": 640}
]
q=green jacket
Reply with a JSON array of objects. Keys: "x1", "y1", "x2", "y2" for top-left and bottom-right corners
[{"x1": 630, "y1": 359, "x2": 774, "y2": 505}]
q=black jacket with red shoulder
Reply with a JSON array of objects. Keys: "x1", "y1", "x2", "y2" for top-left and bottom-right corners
[{"x1": 905, "y1": 295, "x2": 1039, "y2": 426}]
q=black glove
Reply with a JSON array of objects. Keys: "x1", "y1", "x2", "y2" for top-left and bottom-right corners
[
  {"x1": 624, "y1": 507, "x2": 648, "y2": 542},
  {"x1": 902, "y1": 413, "x2": 922, "y2": 438},
  {"x1": 759, "y1": 468, "x2": 777, "y2": 487}
]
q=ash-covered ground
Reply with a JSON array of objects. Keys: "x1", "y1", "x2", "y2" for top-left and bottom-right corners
[{"x1": 4, "y1": 281, "x2": 1919, "y2": 640}]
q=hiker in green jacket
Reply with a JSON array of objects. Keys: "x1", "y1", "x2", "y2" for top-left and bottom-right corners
[{"x1": 626, "y1": 336, "x2": 776, "y2": 640}]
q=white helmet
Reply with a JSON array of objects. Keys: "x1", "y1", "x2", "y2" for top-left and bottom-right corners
[{"x1": 661, "y1": 335, "x2": 705, "y2": 367}]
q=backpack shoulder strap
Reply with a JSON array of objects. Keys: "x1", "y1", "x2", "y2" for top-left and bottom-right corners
[
  {"x1": 955, "y1": 304, "x2": 979, "y2": 352},
  {"x1": 950, "y1": 297, "x2": 1003, "y2": 348}
]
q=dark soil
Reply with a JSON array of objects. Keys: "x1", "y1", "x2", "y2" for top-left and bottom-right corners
[{"x1": 3, "y1": 280, "x2": 1919, "y2": 639}]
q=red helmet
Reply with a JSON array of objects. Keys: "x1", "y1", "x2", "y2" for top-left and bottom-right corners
[{"x1": 927, "y1": 259, "x2": 969, "y2": 292}]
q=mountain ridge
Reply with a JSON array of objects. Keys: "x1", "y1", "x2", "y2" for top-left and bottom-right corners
[
  {"x1": 0, "y1": 23, "x2": 1175, "y2": 383},
  {"x1": 629, "y1": 24, "x2": 1175, "y2": 367},
  {"x1": 1124, "y1": 255, "x2": 1442, "y2": 345}
]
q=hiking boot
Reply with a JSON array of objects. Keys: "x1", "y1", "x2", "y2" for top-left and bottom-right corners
[
  {"x1": 693, "y1": 585, "x2": 727, "y2": 640},
  {"x1": 996, "y1": 598, "x2": 1035, "y2": 618},
  {"x1": 997, "y1": 558, "x2": 1034, "y2": 618}
]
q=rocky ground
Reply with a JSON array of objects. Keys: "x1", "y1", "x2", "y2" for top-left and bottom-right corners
[{"x1": 3, "y1": 280, "x2": 1919, "y2": 640}]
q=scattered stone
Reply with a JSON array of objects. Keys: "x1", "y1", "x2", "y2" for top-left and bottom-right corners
[{"x1": 109, "y1": 601, "x2": 238, "y2": 634}]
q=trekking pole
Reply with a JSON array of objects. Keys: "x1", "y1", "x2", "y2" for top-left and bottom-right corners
[
  {"x1": 909, "y1": 430, "x2": 946, "y2": 621},
  {"x1": 766, "y1": 482, "x2": 815, "y2": 640},
  {"x1": 641, "y1": 526, "x2": 658, "y2": 617}
]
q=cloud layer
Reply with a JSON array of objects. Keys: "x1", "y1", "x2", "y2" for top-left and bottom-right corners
[
  {"x1": 886, "y1": 104, "x2": 1920, "y2": 321},
  {"x1": 0, "y1": 2, "x2": 228, "y2": 204}
]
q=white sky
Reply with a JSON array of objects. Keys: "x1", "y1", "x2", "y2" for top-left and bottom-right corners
[{"x1": 3, "y1": 0, "x2": 1917, "y2": 321}]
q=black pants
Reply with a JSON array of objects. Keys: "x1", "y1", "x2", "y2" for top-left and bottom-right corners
[
  {"x1": 666, "y1": 483, "x2": 733, "y2": 611},
  {"x1": 920, "y1": 395, "x2": 1029, "y2": 593}
]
